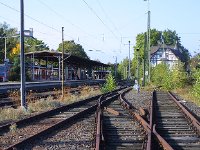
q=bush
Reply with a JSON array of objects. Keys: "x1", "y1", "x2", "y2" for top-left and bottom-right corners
[
  {"x1": 151, "y1": 62, "x2": 188, "y2": 90},
  {"x1": 192, "y1": 69, "x2": 200, "y2": 99},
  {"x1": 101, "y1": 73, "x2": 117, "y2": 93},
  {"x1": 171, "y1": 63, "x2": 187, "y2": 89}
]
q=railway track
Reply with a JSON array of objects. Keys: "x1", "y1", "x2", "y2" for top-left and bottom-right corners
[
  {"x1": 101, "y1": 99, "x2": 147, "y2": 149},
  {"x1": 153, "y1": 91, "x2": 200, "y2": 150},
  {"x1": 1, "y1": 87, "x2": 199, "y2": 150},
  {"x1": 0, "y1": 85, "x2": 97, "y2": 108},
  {"x1": 0, "y1": 88, "x2": 122, "y2": 150},
  {"x1": 17, "y1": 113, "x2": 96, "y2": 150},
  {"x1": 94, "y1": 88, "x2": 151, "y2": 150}
]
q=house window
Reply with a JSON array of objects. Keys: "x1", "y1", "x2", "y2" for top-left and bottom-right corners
[{"x1": 166, "y1": 53, "x2": 169, "y2": 59}]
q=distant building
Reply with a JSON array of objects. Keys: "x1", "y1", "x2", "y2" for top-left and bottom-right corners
[
  {"x1": 0, "y1": 60, "x2": 10, "y2": 82},
  {"x1": 150, "y1": 44, "x2": 186, "y2": 69}
]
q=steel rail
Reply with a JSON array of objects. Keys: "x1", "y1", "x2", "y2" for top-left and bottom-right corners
[
  {"x1": 152, "y1": 91, "x2": 175, "y2": 150},
  {"x1": 3, "y1": 89, "x2": 121, "y2": 150},
  {"x1": 120, "y1": 89, "x2": 174, "y2": 150},
  {"x1": 0, "y1": 94, "x2": 100, "y2": 133},
  {"x1": 152, "y1": 125, "x2": 174, "y2": 150},
  {"x1": 95, "y1": 96, "x2": 102, "y2": 150},
  {"x1": 5, "y1": 104, "x2": 98, "y2": 150},
  {"x1": 168, "y1": 91, "x2": 200, "y2": 132},
  {"x1": 119, "y1": 88, "x2": 149, "y2": 149},
  {"x1": 95, "y1": 87, "x2": 129, "y2": 150}
]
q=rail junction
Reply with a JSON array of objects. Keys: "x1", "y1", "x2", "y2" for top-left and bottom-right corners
[{"x1": 0, "y1": 87, "x2": 199, "y2": 150}]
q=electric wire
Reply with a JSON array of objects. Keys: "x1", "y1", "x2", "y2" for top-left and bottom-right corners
[{"x1": 82, "y1": 0, "x2": 119, "y2": 41}]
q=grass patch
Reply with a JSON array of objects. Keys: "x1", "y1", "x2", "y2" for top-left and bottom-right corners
[
  {"x1": 0, "y1": 107, "x2": 30, "y2": 122},
  {"x1": 172, "y1": 87, "x2": 200, "y2": 106}
]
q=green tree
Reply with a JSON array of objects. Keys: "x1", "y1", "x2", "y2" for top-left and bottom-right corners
[
  {"x1": 118, "y1": 58, "x2": 129, "y2": 79},
  {"x1": 57, "y1": 40, "x2": 89, "y2": 59},
  {"x1": 25, "y1": 38, "x2": 49, "y2": 52},
  {"x1": 171, "y1": 62, "x2": 187, "y2": 89},
  {"x1": 9, "y1": 57, "x2": 20, "y2": 81},
  {"x1": 151, "y1": 62, "x2": 173, "y2": 90},
  {"x1": 133, "y1": 28, "x2": 190, "y2": 86},
  {"x1": 0, "y1": 22, "x2": 18, "y2": 63}
]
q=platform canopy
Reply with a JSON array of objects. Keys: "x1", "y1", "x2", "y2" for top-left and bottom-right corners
[{"x1": 25, "y1": 50, "x2": 109, "y2": 68}]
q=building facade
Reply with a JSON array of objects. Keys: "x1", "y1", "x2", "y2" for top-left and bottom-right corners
[{"x1": 150, "y1": 44, "x2": 185, "y2": 69}]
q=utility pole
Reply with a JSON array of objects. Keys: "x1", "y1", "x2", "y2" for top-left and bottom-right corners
[
  {"x1": 124, "y1": 41, "x2": 133, "y2": 80},
  {"x1": 148, "y1": 9, "x2": 151, "y2": 82},
  {"x1": 4, "y1": 37, "x2": 6, "y2": 60},
  {"x1": 128, "y1": 41, "x2": 131, "y2": 79},
  {"x1": 145, "y1": 0, "x2": 151, "y2": 82},
  {"x1": 62, "y1": 27, "x2": 64, "y2": 100},
  {"x1": 20, "y1": 0, "x2": 26, "y2": 108},
  {"x1": 143, "y1": 33, "x2": 147, "y2": 86}
]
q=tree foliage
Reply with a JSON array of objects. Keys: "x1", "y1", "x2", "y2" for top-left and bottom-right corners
[
  {"x1": 117, "y1": 57, "x2": 129, "y2": 79},
  {"x1": 57, "y1": 40, "x2": 89, "y2": 59},
  {"x1": 192, "y1": 69, "x2": 200, "y2": 99},
  {"x1": 0, "y1": 22, "x2": 18, "y2": 63},
  {"x1": 25, "y1": 38, "x2": 49, "y2": 52},
  {"x1": 151, "y1": 62, "x2": 188, "y2": 90}
]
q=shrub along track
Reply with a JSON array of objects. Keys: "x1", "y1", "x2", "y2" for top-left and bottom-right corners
[{"x1": 0, "y1": 88, "x2": 123, "y2": 150}]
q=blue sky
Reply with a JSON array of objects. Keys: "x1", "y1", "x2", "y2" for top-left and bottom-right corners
[{"x1": 0, "y1": 0, "x2": 200, "y2": 63}]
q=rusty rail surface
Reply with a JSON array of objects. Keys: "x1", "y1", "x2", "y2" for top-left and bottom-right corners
[
  {"x1": 152, "y1": 125, "x2": 174, "y2": 150},
  {"x1": 168, "y1": 91, "x2": 200, "y2": 131},
  {"x1": 120, "y1": 89, "x2": 174, "y2": 150},
  {"x1": 153, "y1": 90, "x2": 200, "y2": 150},
  {"x1": 2, "y1": 88, "x2": 123, "y2": 150},
  {"x1": 95, "y1": 96, "x2": 102, "y2": 150},
  {"x1": 5, "y1": 105, "x2": 97, "y2": 150}
]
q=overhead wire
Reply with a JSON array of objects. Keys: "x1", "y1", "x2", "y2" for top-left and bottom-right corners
[
  {"x1": 37, "y1": 0, "x2": 111, "y2": 43},
  {"x1": 82, "y1": 0, "x2": 119, "y2": 41},
  {"x1": 96, "y1": 0, "x2": 122, "y2": 37},
  {"x1": 0, "y1": 1, "x2": 118, "y2": 59}
]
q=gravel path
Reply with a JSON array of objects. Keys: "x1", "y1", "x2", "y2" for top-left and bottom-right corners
[
  {"x1": 171, "y1": 93, "x2": 200, "y2": 121},
  {"x1": 24, "y1": 113, "x2": 96, "y2": 150},
  {"x1": 124, "y1": 89, "x2": 152, "y2": 114}
]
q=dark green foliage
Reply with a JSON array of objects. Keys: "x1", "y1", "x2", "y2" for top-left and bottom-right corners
[
  {"x1": 151, "y1": 62, "x2": 188, "y2": 90},
  {"x1": 101, "y1": 73, "x2": 116, "y2": 93},
  {"x1": 9, "y1": 57, "x2": 32, "y2": 81},
  {"x1": 57, "y1": 40, "x2": 89, "y2": 59},
  {"x1": 192, "y1": 69, "x2": 200, "y2": 98},
  {"x1": 25, "y1": 38, "x2": 49, "y2": 52},
  {"x1": 117, "y1": 58, "x2": 129, "y2": 79},
  {"x1": 0, "y1": 22, "x2": 18, "y2": 63},
  {"x1": 9, "y1": 57, "x2": 20, "y2": 81}
]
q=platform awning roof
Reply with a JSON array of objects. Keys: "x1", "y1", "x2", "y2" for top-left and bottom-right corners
[{"x1": 25, "y1": 50, "x2": 109, "y2": 68}]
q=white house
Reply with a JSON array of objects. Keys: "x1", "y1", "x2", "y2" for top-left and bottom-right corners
[{"x1": 150, "y1": 44, "x2": 185, "y2": 69}]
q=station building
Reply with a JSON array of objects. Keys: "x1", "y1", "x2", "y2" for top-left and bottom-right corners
[{"x1": 25, "y1": 51, "x2": 110, "y2": 81}]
